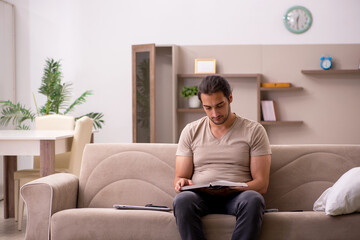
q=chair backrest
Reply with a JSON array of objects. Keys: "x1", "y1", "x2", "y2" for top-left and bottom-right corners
[
  {"x1": 35, "y1": 114, "x2": 75, "y2": 130},
  {"x1": 68, "y1": 116, "x2": 93, "y2": 177},
  {"x1": 34, "y1": 114, "x2": 75, "y2": 169}
]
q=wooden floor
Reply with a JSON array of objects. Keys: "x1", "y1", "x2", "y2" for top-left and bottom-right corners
[{"x1": 0, "y1": 200, "x2": 26, "y2": 240}]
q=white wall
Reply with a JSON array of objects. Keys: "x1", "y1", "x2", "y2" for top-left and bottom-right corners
[{"x1": 6, "y1": 0, "x2": 360, "y2": 147}]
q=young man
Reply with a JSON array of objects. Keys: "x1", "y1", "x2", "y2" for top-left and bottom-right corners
[{"x1": 173, "y1": 75, "x2": 272, "y2": 240}]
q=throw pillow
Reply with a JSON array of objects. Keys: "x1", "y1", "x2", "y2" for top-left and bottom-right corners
[
  {"x1": 315, "y1": 167, "x2": 360, "y2": 216},
  {"x1": 313, "y1": 187, "x2": 332, "y2": 212}
]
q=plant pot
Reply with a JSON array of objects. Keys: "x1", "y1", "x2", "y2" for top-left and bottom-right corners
[{"x1": 188, "y1": 96, "x2": 201, "y2": 108}]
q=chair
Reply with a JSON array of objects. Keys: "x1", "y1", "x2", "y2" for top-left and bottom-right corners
[
  {"x1": 23, "y1": 114, "x2": 75, "y2": 173},
  {"x1": 14, "y1": 114, "x2": 75, "y2": 224},
  {"x1": 15, "y1": 116, "x2": 93, "y2": 230}
]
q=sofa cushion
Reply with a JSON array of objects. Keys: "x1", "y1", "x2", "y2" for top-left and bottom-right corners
[
  {"x1": 51, "y1": 208, "x2": 237, "y2": 240},
  {"x1": 202, "y1": 214, "x2": 235, "y2": 240},
  {"x1": 259, "y1": 211, "x2": 360, "y2": 240},
  {"x1": 51, "y1": 208, "x2": 181, "y2": 240}
]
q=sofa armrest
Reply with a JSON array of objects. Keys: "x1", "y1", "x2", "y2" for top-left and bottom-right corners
[{"x1": 21, "y1": 173, "x2": 79, "y2": 240}]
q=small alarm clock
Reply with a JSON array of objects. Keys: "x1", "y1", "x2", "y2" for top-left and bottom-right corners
[{"x1": 320, "y1": 56, "x2": 332, "y2": 70}]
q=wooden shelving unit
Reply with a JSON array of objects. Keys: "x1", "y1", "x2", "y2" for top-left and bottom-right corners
[
  {"x1": 177, "y1": 73, "x2": 261, "y2": 78},
  {"x1": 260, "y1": 121, "x2": 303, "y2": 126},
  {"x1": 260, "y1": 87, "x2": 303, "y2": 91},
  {"x1": 176, "y1": 73, "x2": 261, "y2": 114},
  {"x1": 175, "y1": 74, "x2": 305, "y2": 132},
  {"x1": 301, "y1": 69, "x2": 360, "y2": 74},
  {"x1": 260, "y1": 85, "x2": 304, "y2": 126}
]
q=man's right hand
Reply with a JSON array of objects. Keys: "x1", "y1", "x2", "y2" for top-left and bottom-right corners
[{"x1": 174, "y1": 178, "x2": 193, "y2": 193}]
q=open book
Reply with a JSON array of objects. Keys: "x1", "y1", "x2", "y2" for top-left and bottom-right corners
[{"x1": 181, "y1": 180, "x2": 248, "y2": 191}]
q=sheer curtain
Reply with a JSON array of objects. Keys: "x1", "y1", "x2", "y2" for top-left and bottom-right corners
[{"x1": 0, "y1": 0, "x2": 16, "y2": 200}]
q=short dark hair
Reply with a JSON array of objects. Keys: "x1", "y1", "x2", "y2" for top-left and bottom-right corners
[{"x1": 197, "y1": 75, "x2": 232, "y2": 101}]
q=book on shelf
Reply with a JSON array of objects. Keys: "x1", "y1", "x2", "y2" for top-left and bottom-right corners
[
  {"x1": 261, "y1": 100, "x2": 277, "y2": 121},
  {"x1": 261, "y1": 82, "x2": 291, "y2": 88},
  {"x1": 181, "y1": 180, "x2": 248, "y2": 191}
]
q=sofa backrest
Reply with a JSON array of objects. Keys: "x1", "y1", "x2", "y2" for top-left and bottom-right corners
[
  {"x1": 78, "y1": 143, "x2": 177, "y2": 208},
  {"x1": 78, "y1": 143, "x2": 360, "y2": 211},
  {"x1": 265, "y1": 145, "x2": 360, "y2": 211}
]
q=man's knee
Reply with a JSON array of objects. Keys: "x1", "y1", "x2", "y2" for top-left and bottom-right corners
[
  {"x1": 245, "y1": 190, "x2": 265, "y2": 208},
  {"x1": 235, "y1": 190, "x2": 265, "y2": 215},
  {"x1": 174, "y1": 191, "x2": 196, "y2": 207},
  {"x1": 173, "y1": 191, "x2": 201, "y2": 217}
]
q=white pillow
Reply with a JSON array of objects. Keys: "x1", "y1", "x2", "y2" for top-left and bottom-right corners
[
  {"x1": 313, "y1": 187, "x2": 332, "y2": 211},
  {"x1": 314, "y1": 167, "x2": 360, "y2": 216}
]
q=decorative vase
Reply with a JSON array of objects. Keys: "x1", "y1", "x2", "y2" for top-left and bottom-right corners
[{"x1": 188, "y1": 96, "x2": 201, "y2": 108}]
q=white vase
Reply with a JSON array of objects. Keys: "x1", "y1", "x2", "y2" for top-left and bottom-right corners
[{"x1": 188, "y1": 96, "x2": 201, "y2": 108}]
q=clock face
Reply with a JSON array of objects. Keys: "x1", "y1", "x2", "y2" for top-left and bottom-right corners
[
  {"x1": 284, "y1": 6, "x2": 312, "y2": 34},
  {"x1": 322, "y1": 59, "x2": 331, "y2": 69},
  {"x1": 321, "y1": 58, "x2": 332, "y2": 70}
]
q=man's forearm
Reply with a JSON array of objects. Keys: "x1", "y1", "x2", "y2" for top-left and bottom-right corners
[{"x1": 232, "y1": 179, "x2": 268, "y2": 195}]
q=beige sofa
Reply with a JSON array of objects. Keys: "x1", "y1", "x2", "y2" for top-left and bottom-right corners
[{"x1": 21, "y1": 144, "x2": 360, "y2": 240}]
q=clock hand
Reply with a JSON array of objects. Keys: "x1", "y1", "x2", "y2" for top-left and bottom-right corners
[{"x1": 296, "y1": 16, "x2": 299, "y2": 28}]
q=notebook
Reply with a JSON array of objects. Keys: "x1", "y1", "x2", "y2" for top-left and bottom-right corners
[{"x1": 113, "y1": 204, "x2": 171, "y2": 212}]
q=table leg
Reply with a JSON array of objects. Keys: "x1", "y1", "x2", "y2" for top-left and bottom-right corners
[
  {"x1": 40, "y1": 140, "x2": 55, "y2": 177},
  {"x1": 90, "y1": 133, "x2": 94, "y2": 143},
  {"x1": 3, "y1": 155, "x2": 17, "y2": 219}
]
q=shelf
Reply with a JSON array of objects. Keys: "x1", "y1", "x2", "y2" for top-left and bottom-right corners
[
  {"x1": 177, "y1": 108, "x2": 203, "y2": 113},
  {"x1": 301, "y1": 69, "x2": 360, "y2": 74},
  {"x1": 177, "y1": 73, "x2": 261, "y2": 78},
  {"x1": 260, "y1": 87, "x2": 303, "y2": 91},
  {"x1": 260, "y1": 121, "x2": 303, "y2": 126}
]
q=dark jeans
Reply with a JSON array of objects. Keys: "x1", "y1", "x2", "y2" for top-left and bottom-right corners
[{"x1": 173, "y1": 190, "x2": 265, "y2": 240}]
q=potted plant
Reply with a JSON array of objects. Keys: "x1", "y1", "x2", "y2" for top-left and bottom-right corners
[
  {"x1": 0, "y1": 58, "x2": 104, "y2": 130},
  {"x1": 181, "y1": 85, "x2": 201, "y2": 108}
]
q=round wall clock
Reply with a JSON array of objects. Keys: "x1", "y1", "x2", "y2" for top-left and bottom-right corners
[{"x1": 283, "y1": 6, "x2": 312, "y2": 34}]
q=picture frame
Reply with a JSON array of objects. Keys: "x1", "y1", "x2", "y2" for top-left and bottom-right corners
[
  {"x1": 261, "y1": 100, "x2": 277, "y2": 121},
  {"x1": 195, "y1": 59, "x2": 216, "y2": 74}
]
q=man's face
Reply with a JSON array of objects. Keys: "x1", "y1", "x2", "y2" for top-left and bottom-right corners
[{"x1": 201, "y1": 91, "x2": 232, "y2": 125}]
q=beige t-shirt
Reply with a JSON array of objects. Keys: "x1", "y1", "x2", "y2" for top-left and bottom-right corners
[{"x1": 176, "y1": 115, "x2": 271, "y2": 185}]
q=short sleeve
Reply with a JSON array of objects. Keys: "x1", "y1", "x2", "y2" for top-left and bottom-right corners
[
  {"x1": 176, "y1": 124, "x2": 193, "y2": 156},
  {"x1": 250, "y1": 124, "x2": 272, "y2": 156}
]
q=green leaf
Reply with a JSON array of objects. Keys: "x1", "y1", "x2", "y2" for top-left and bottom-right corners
[
  {"x1": 38, "y1": 58, "x2": 63, "y2": 115},
  {"x1": 48, "y1": 82, "x2": 72, "y2": 114},
  {"x1": 181, "y1": 86, "x2": 198, "y2": 98},
  {"x1": 0, "y1": 100, "x2": 35, "y2": 129},
  {"x1": 64, "y1": 90, "x2": 93, "y2": 115}
]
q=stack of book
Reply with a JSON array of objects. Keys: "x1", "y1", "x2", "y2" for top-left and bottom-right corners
[{"x1": 261, "y1": 82, "x2": 291, "y2": 88}]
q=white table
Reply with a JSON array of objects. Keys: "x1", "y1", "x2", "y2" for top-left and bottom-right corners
[{"x1": 0, "y1": 130, "x2": 74, "y2": 219}]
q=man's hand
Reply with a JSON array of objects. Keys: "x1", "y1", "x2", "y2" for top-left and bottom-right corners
[{"x1": 174, "y1": 178, "x2": 193, "y2": 193}]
